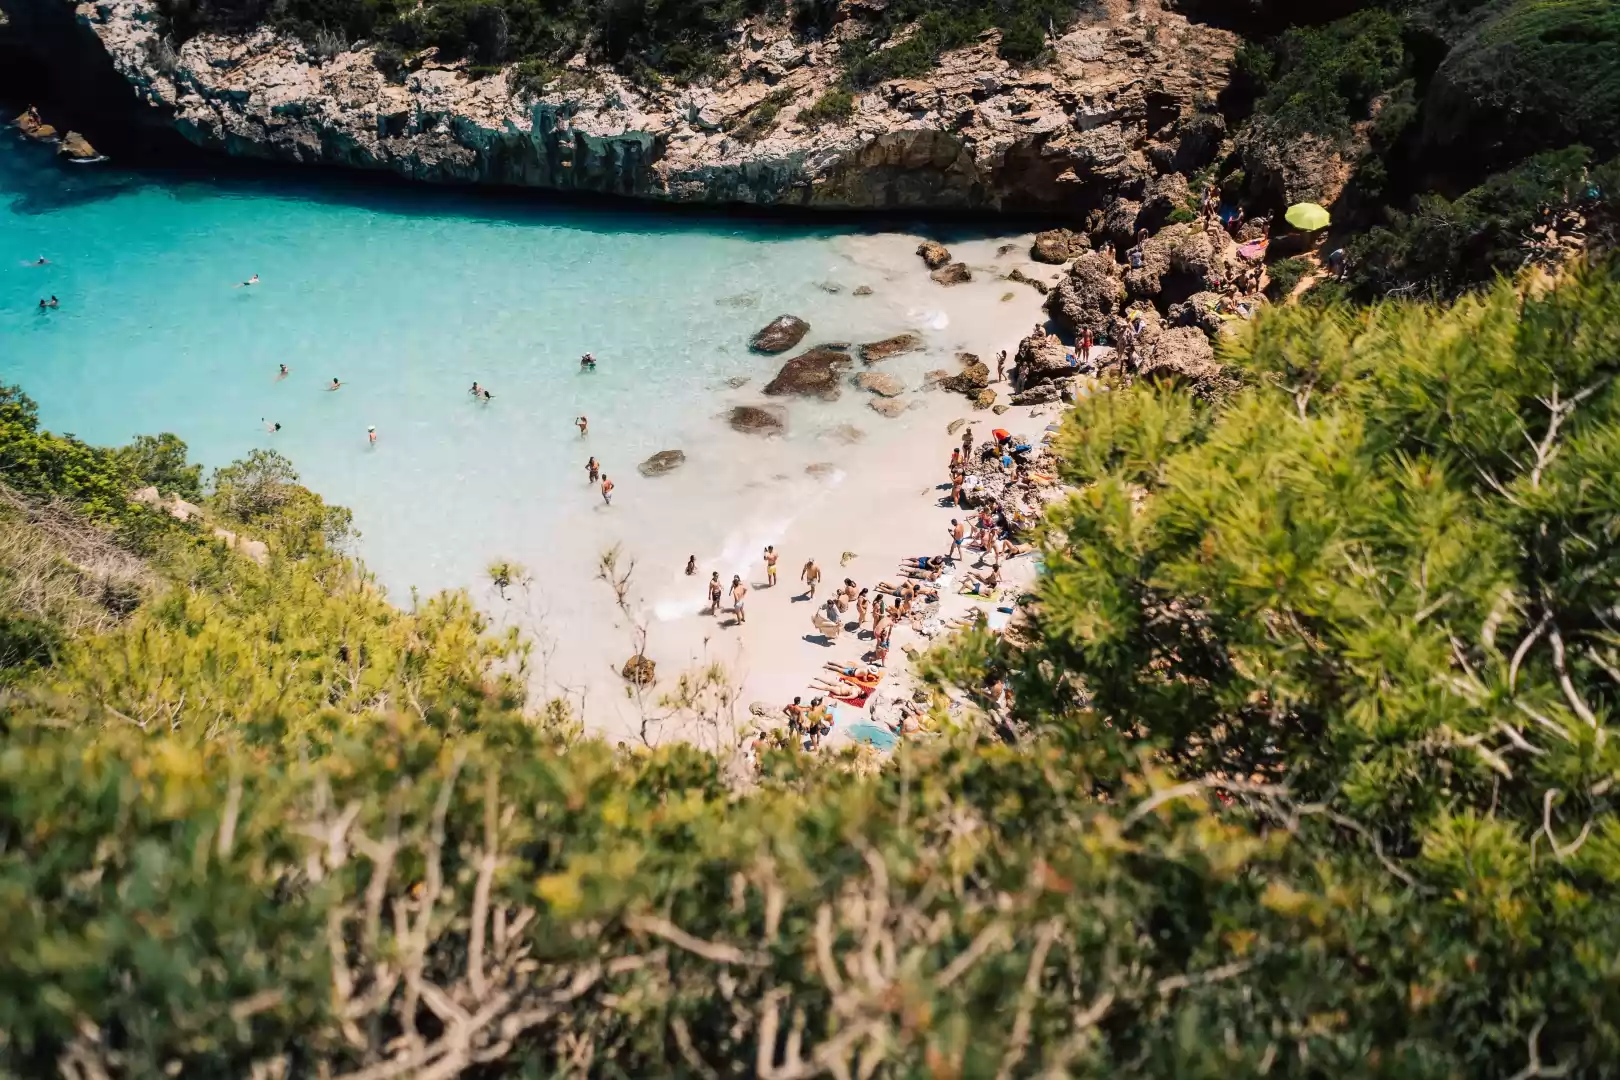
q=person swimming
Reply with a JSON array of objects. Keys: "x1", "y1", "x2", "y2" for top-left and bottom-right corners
[
  {"x1": 367, "y1": 425, "x2": 377, "y2": 445},
  {"x1": 234, "y1": 274, "x2": 260, "y2": 288},
  {"x1": 326, "y1": 378, "x2": 342, "y2": 391},
  {"x1": 277, "y1": 364, "x2": 290, "y2": 380},
  {"x1": 580, "y1": 353, "x2": 597, "y2": 370},
  {"x1": 262, "y1": 418, "x2": 281, "y2": 432},
  {"x1": 33, "y1": 256, "x2": 47, "y2": 266}
]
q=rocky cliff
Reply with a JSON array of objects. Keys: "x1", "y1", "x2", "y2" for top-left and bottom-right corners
[{"x1": 9, "y1": 0, "x2": 1237, "y2": 211}]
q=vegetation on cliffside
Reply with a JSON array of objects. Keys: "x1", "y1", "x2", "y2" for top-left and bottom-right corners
[{"x1": 5, "y1": 258, "x2": 1620, "y2": 1074}]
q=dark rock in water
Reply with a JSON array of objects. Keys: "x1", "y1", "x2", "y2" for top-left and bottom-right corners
[
  {"x1": 725, "y1": 375, "x2": 751, "y2": 388},
  {"x1": 997, "y1": 243, "x2": 1018, "y2": 256},
  {"x1": 853, "y1": 285, "x2": 874, "y2": 296},
  {"x1": 860, "y1": 334, "x2": 922, "y2": 363},
  {"x1": 717, "y1": 293, "x2": 759, "y2": 308},
  {"x1": 638, "y1": 449, "x2": 687, "y2": 477},
  {"x1": 854, "y1": 371, "x2": 905, "y2": 397},
  {"x1": 764, "y1": 346, "x2": 853, "y2": 399},
  {"x1": 815, "y1": 281, "x2": 843, "y2": 294},
  {"x1": 1011, "y1": 382, "x2": 1062, "y2": 406},
  {"x1": 826, "y1": 423, "x2": 864, "y2": 444},
  {"x1": 58, "y1": 131, "x2": 101, "y2": 161},
  {"x1": 1006, "y1": 268, "x2": 1050, "y2": 295},
  {"x1": 729, "y1": 405, "x2": 786, "y2": 435},
  {"x1": 930, "y1": 262, "x2": 971, "y2": 286},
  {"x1": 622, "y1": 654, "x2": 656, "y2": 684},
  {"x1": 917, "y1": 241, "x2": 952, "y2": 270},
  {"x1": 1031, "y1": 228, "x2": 1083, "y2": 264},
  {"x1": 922, "y1": 368, "x2": 950, "y2": 388},
  {"x1": 750, "y1": 314, "x2": 810, "y2": 354}
]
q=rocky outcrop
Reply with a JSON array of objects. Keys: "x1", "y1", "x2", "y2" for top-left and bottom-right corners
[
  {"x1": 36, "y1": 0, "x2": 1238, "y2": 210},
  {"x1": 917, "y1": 241, "x2": 952, "y2": 269},
  {"x1": 749, "y1": 314, "x2": 809, "y2": 354},
  {"x1": 1015, "y1": 333, "x2": 1078, "y2": 385},
  {"x1": 940, "y1": 353, "x2": 990, "y2": 396},
  {"x1": 859, "y1": 334, "x2": 922, "y2": 363},
  {"x1": 1138, "y1": 172, "x2": 1189, "y2": 232},
  {"x1": 1095, "y1": 197, "x2": 1143, "y2": 250},
  {"x1": 1123, "y1": 221, "x2": 1240, "y2": 307},
  {"x1": 1138, "y1": 325, "x2": 1229, "y2": 396},
  {"x1": 1005, "y1": 268, "x2": 1050, "y2": 294},
  {"x1": 621, "y1": 654, "x2": 656, "y2": 684},
  {"x1": 1235, "y1": 118, "x2": 1351, "y2": 212},
  {"x1": 1011, "y1": 382, "x2": 1063, "y2": 405},
  {"x1": 929, "y1": 262, "x2": 971, "y2": 286},
  {"x1": 637, "y1": 449, "x2": 687, "y2": 477},
  {"x1": 869, "y1": 397, "x2": 908, "y2": 418},
  {"x1": 729, "y1": 405, "x2": 785, "y2": 435},
  {"x1": 1167, "y1": 291, "x2": 1224, "y2": 337},
  {"x1": 1046, "y1": 251, "x2": 1124, "y2": 335},
  {"x1": 763, "y1": 346, "x2": 852, "y2": 399}
]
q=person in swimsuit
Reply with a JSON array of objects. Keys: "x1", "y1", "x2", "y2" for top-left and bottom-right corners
[
  {"x1": 580, "y1": 353, "x2": 596, "y2": 370},
  {"x1": 784, "y1": 696, "x2": 807, "y2": 736},
  {"x1": 707, "y1": 572, "x2": 723, "y2": 616},
  {"x1": 33, "y1": 256, "x2": 48, "y2": 266},
  {"x1": 367, "y1": 426, "x2": 377, "y2": 445},
  {"x1": 949, "y1": 519, "x2": 965, "y2": 559},
  {"x1": 235, "y1": 274, "x2": 259, "y2": 288},
  {"x1": 801, "y1": 558, "x2": 821, "y2": 598},
  {"x1": 469, "y1": 382, "x2": 482, "y2": 396},
  {"x1": 855, "y1": 588, "x2": 870, "y2": 629},
  {"x1": 600, "y1": 474, "x2": 613, "y2": 505},
  {"x1": 262, "y1": 418, "x2": 281, "y2": 433},
  {"x1": 685, "y1": 555, "x2": 697, "y2": 576},
  {"x1": 277, "y1": 364, "x2": 290, "y2": 380},
  {"x1": 586, "y1": 456, "x2": 599, "y2": 483},
  {"x1": 730, "y1": 575, "x2": 748, "y2": 623},
  {"x1": 576, "y1": 416, "x2": 588, "y2": 437},
  {"x1": 763, "y1": 545, "x2": 778, "y2": 587},
  {"x1": 327, "y1": 378, "x2": 342, "y2": 391}
]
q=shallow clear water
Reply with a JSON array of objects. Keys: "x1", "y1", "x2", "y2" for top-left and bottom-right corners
[{"x1": 0, "y1": 131, "x2": 1040, "y2": 719}]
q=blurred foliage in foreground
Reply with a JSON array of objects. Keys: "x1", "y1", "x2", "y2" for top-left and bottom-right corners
[{"x1": 6, "y1": 265, "x2": 1620, "y2": 1076}]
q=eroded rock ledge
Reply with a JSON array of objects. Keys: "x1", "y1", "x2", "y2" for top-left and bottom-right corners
[{"x1": 50, "y1": 0, "x2": 1236, "y2": 211}]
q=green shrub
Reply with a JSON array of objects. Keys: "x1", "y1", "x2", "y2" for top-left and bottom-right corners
[
  {"x1": 798, "y1": 86, "x2": 856, "y2": 125},
  {"x1": 1251, "y1": 8, "x2": 1410, "y2": 140},
  {"x1": 1423, "y1": 0, "x2": 1620, "y2": 170},
  {"x1": 1263, "y1": 255, "x2": 1312, "y2": 299}
]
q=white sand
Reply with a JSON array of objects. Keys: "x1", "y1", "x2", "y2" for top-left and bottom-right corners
[{"x1": 487, "y1": 231, "x2": 1067, "y2": 742}]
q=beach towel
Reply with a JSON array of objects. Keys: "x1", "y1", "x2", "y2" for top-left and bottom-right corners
[
  {"x1": 845, "y1": 721, "x2": 899, "y2": 751},
  {"x1": 1238, "y1": 238, "x2": 1269, "y2": 260}
]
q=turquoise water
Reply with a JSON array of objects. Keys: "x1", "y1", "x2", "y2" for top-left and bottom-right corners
[{"x1": 0, "y1": 136, "x2": 926, "y2": 590}]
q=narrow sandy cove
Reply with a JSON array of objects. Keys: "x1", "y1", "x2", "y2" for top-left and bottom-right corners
[{"x1": 489, "y1": 232, "x2": 1063, "y2": 742}]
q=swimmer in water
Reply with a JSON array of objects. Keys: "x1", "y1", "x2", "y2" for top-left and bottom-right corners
[
  {"x1": 326, "y1": 378, "x2": 342, "y2": 391},
  {"x1": 481, "y1": 388, "x2": 492, "y2": 400},
  {"x1": 262, "y1": 418, "x2": 281, "y2": 433},
  {"x1": 367, "y1": 425, "x2": 377, "y2": 445},
  {"x1": 576, "y1": 416, "x2": 589, "y2": 437},
  {"x1": 277, "y1": 364, "x2": 290, "y2": 380},
  {"x1": 469, "y1": 382, "x2": 482, "y2": 396},
  {"x1": 33, "y1": 256, "x2": 47, "y2": 266},
  {"x1": 580, "y1": 353, "x2": 597, "y2": 370},
  {"x1": 234, "y1": 274, "x2": 260, "y2": 288}
]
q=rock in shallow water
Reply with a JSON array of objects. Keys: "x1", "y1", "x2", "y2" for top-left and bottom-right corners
[
  {"x1": 749, "y1": 314, "x2": 810, "y2": 354},
  {"x1": 729, "y1": 405, "x2": 786, "y2": 435},
  {"x1": 917, "y1": 241, "x2": 952, "y2": 270},
  {"x1": 854, "y1": 371, "x2": 905, "y2": 397},
  {"x1": 930, "y1": 262, "x2": 972, "y2": 286},
  {"x1": 859, "y1": 334, "x2": 922, "y2": 363},
  {"x1": 638, "y1": 449, "x2": 686, "y2": 477},
  {"x1": 869, "y1": 398, "x2": 908, "y2": 418},
  {"x1": 764, "y1": 346, "x2": 853, "y2": 399}
]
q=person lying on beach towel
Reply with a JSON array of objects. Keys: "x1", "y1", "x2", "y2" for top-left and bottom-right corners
[
  {"x1": 960, "y1": 567, "x2": 1002, "y2": 596},
  {"x1": 902, "y1": 555, "x2": 949, "y2": 571},
  {"x1": 878, "y1": 580, "x2": 940, "y2": 601},
  {"x1": 824, "y1": 662, "x2": 881, "y2": 685},
  {"x1": 898, "y1": 565, "x2": 947, "y2": 582},
  {"x1": 811, "y1": 679, "x2": 872, "y2": 704}
]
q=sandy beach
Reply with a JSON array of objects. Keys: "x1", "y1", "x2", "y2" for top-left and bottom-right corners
[{"x1": 491, "y1": 231, "x2": 1067, "y2": 744}]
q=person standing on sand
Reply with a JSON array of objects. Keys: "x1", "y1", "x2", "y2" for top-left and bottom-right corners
[
  {"x1": 996, "y1": 350, "x2": 1007, "y2": 383},
  {"x1": 949, "y1": 518, "x2": 965, "y2": 559},
  {"x1": 576, "y1": 416, "x2": 588, "y2": 437},
  {"x1": 1080, "y1": 328, "x2": 1093, "y2": 366},
  {"x1": 685, "y1": 555, "x2": 697, "y2": 576},
  {"x1": 586, "y1": 456, "x2": 599, "y2": 483},
  {"x1": 785, "y1": 696, "x2": 806, "y2": 737},
  {"x1": 731, "y1": 575, "x2": 748, "y2": 624},
  {"x1": 764, "y1": 545, "x2": 778, "y2": 587},
  {"x1": 600, "y1": 474, "x2": 613, "y2": 505},
  {"x1": 708, "y1": 572, "x2": 723, "y2": 616},
  {"x1": 856, "y1": 588, "x2": 870, "y2": 630},
  {"x1": 961, "y1": 428, "x2": 973, "y2": 460},
  {"x1": 801, "y1": 558, "x2": 821, "y2": 598}
]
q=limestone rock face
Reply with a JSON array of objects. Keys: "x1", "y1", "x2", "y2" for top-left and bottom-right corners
[
  {"x1": 749, "y1": 314, "x2": 810, "y2": 354},
  {"x1": 637, "y1": 449, "x2": 687, "y2": 477},
  {"x1": 940, "y1": 353, "x2": 990, "y2": 395},
  {"x1": 1005, "y1": 268, "x2": 1050, "y2": 294},
  {"x1": 1138, "y1": 172, "x2": 1190, "y2": 232},
  {"x1": 1139, "y1": 325, "x2": 1228, "y2": 396},
  {"x1": 1236, "y1": 118, "x2": 1351, "y2": 210},
  {"x1": 869, "y1": 397, "x2": 908, "y2": 418},
  {"x1": 1123, "y1": 222, "x2": 1240, "y2": 305},
  {"x1": 971, "y1": 388, "x2": 997, "y2": 409},
  {"x1": 917, "y1": 241, "x2": 953, "y2": 269},
  {"x1": 854, "y1": 371, "x2": 904, "y2": 397},
  {"x1": 1095, "y1": 198, "x2": 1143, "y2": 251},
  {"x1": 729, "y1": 405, "x2": 786, "y2": 435},
  {"x1": 1015, "y1": 333, "x2": 1076, "y2": 385},
  {"x1": 1046, "y1": 251, "x2": 1124, "y2": 335},
  {"x1": 1031, "y1": 228, "x2": 1084, "y2": 264},
  {"x1": 763, "y1": 346, "x2": 853, "y2": 399},
  {"x1": 58, "y1": 130, "x2": 100, "y2": 159},
  {"x1": 1011, "y1": 382, "x2": 1062, "y2": 405},
  {"x1": 859, "y1": 334, "x2": 923, "y2": 363},
  {"x1": 46, "y1": 0, "x2": 1240, "y2": 211},
  {"x1": 930, "y1": 262, "x2": 971, "y2": 286}
]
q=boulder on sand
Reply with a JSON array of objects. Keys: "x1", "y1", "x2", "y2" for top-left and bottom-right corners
[
  {"x1": 917, "y1": 240, "x2": 952, "y2": 270},
  {"x1": 860, "y1": 334, "x2": 922, "y2": 363},
  {"x1": 972, "y1": 388, "x2": 997, "y2": 409},
  {"x1": 749, "y1": 314, "x2": 810, "y2": 354},
  {"x1": 941, "y1": 352, "x2": 990, "y2": 395},
  {"x1": 764, "y1": 346, "x2": 853, "y2": 399},
  {"x1": 729, "y1": 405, "x2": 786, "y2": 435},
  {"x1": 1031, "y1": 228, "x2": 1084, "y2": 264},
  {"x1": 930, "y1": 262, "x2": 971, "y2": 286},
  {"x1": 1046, "y1": 251, "x2": 1124, "y2": 336},
  {"x1": 854, "y1": 371, "x2": 905, "y2": 397},
  {"x1": 1011, "y1": 382, "x2": 1062, "y2": 406},
  {"x1": 637, "y1": 449, "x2": 687, "y2": 477},
  {"x1": 622, "y1": 654, "x2": 656, "y2": 685},
  {"x1": 1015, "y1": 332, "x2": 1077, "y2": 385},
  {"x1": 869, "y1": 398, "x2": 908, "y2": 418}
]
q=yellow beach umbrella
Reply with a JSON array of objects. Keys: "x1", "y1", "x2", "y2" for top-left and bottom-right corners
[{"x1": 1285, "y1": 202, "x2": 1332, "y2": 231}]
